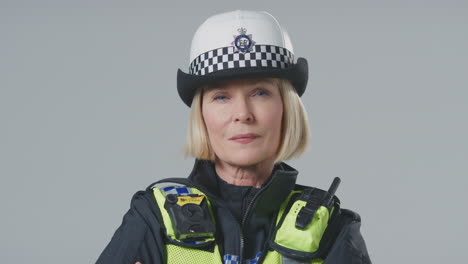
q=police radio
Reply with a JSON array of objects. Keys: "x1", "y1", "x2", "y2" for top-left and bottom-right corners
[
  {"x1": 164, "y1": 193, "x2": 216, "y2": 240},
  {"x1": 295, "y1": 177, "x2": 341, "y2": 229}
]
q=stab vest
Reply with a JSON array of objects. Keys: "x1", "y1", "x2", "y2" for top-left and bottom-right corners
[{"x1": 151, "y1": 179, "x2": 348, "y2": 264}]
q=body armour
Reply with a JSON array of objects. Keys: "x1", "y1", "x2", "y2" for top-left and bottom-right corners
[
  {"x1": 153, "y1": 179, "x2": 341, "y2": 264},
  {"x1": 96, "y1": 160, "x2": 371, "y2": 264}
]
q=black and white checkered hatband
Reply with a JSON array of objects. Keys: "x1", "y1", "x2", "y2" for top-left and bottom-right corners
[{"x1": 188, "y1": 44, "x2": 294, "y2": 76}]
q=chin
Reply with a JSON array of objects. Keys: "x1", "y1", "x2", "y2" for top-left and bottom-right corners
[{"x1": 220, "y1": 151, "x2": 274, "y2": 167}]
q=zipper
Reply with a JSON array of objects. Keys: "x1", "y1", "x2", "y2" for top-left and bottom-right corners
[{"x1": 238, "y1": 171, "x2": 278, "y2": 264}]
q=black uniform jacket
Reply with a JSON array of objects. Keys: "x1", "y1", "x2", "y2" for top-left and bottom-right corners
[{"x1": 96, "y1": 160, "x2": 371, "y2": 264}]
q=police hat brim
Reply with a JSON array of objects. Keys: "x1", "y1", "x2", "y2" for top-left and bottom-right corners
[{"x1": 177, "y1": 57, "x2": 308, "y2": 107}]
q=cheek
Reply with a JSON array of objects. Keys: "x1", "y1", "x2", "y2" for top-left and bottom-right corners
[
  {"x1": 263, "y1": 102, "x2": 283, "y2": 134},
  {"x1": 272, "y1": 106, "x2": 283, "y2": 125},
  {"x1": 273, "y1": 111, "x2": 283, "y2": 141},
  {"x1": 262, "y1": 104, "x2": 283, "y2": 150},
  {"x1": 202, "y1": 106, "x2": 226, "y2": 139}
]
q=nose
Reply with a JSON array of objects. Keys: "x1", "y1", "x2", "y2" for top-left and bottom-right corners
[{"x1": 233, "y1": 98, "x2": 254, "y2": 123}]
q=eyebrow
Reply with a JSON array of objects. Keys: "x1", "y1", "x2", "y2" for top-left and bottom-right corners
[
  {"x1": 203, "y1": 78, "x2": 276, "y2": 91},
  {"x1": 203, "y1": 81, "x2": 227, "y2": 91}
]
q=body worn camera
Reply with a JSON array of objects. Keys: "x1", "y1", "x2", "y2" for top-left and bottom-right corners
[{"x1": 164, "y1": 193, "x2": 216, "y2": 240}]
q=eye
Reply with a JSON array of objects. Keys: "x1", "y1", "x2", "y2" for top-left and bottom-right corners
[
  {"x1": 213, "y1": 94, "x2": 229, "y2": 101},
  {"x1": 253, "y1": 89, "x2": 270, "y2": 97}
]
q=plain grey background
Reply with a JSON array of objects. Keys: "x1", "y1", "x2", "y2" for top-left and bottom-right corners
[{"x1": 1, "y1": 0, "x2": 467, "y2": 263}]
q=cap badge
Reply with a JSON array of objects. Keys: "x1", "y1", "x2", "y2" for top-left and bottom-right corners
[{"x1": 231, "y1": 27, "x2": 256, "y2": 53}]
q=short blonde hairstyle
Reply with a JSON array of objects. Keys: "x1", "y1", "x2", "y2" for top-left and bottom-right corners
[{"x1": 184, "y1": 78, "x2": 310, "y2": 164}]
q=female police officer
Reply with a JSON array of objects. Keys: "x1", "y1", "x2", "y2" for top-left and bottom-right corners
[{"x1": 97, "y1": 10, "x2": 371, "y2": 264}]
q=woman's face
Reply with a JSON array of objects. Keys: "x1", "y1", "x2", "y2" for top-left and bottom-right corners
[{"x1": 202, "y1": 78, "x2": 283, "y2": 167}]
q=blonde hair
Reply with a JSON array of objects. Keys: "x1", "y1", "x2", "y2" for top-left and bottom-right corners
[{"x1": 184, "y1": 78, "x2": 310, "y2": 164}]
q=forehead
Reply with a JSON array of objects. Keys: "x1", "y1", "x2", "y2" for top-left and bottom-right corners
[{"x1": 203, "y1": 78, "x2": 278, "y2": 91}]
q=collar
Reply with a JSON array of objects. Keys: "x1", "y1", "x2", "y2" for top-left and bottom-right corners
[{"x1": 187, "y1": 159, "x2": 299, "y2": 216}]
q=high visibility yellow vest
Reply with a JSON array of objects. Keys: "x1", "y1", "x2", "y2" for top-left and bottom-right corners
[{"x1": 153, "y1": 185, "x2": 336, "y2": 264}]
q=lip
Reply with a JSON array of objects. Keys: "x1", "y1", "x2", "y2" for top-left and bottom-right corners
[{"x1": 229, "y1": 133, "x2": 260, "y2": 144}]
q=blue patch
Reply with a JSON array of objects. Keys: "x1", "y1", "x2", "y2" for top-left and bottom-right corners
[
  {"x1": 224, "y1": 254, "x2": 240, "y2": 264},
  {"x1": 161, "y1": 186, "x2": 191, "y2": 196},
  {"x1": 223, "y1": 252, "x2": 262, "y2": 264},
  {"x1": 248, "y1": 252, "x2": 262, "y2": 264}
]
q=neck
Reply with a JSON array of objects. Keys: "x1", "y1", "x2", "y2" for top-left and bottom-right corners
[{"x1": 214, "y1": 158, "x2": 275, "y2": 188}]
